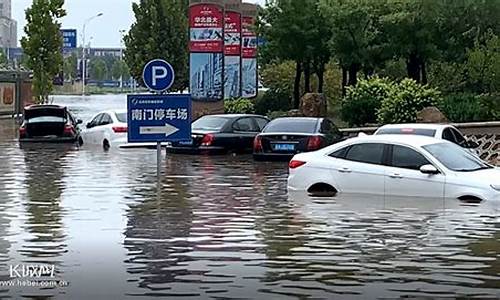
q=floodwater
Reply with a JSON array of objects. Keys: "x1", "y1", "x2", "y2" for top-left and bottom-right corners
[{"x1": 0, "y1": 94, "x2": 499, "y2": 299}]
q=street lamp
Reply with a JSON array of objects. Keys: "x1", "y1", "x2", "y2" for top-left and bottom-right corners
[
  {"x1": 82, "y1": 12, "x2": 103, "y2": 96},
  {"x1": 119, "y1": 29, "x2": 126, "y2": 92}
]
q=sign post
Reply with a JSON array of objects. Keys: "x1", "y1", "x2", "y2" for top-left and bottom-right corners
[{"x1": 128, "y1": 59, "x2": 191, "y2": 178}]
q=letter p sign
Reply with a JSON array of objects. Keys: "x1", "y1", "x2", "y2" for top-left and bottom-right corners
[{"x1": 142, "y1": 59, "x2": 175, "y2": 92}]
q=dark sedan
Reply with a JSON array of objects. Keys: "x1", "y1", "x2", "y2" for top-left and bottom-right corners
[
  {"x1": 253, "y1": 117, "x2": 343, "y2": 161},
  {"x1": 19, "y1": 105, "x2": 83, "y2": 144},
  {"x1": 166, "y1": 114, "x2": 270, "y2": 154}
]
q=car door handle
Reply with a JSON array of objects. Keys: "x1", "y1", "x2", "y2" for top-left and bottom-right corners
[
  {"x1": 389, "y1": 173, "x2": 403, "y2": 179},
  {"x1": 338, "y1": 167, "x2": 352, "y2": 173}
]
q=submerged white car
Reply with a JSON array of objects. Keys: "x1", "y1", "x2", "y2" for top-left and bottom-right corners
[{"x1": 288, "y1": 135, "x2": 500, "y2": 202}]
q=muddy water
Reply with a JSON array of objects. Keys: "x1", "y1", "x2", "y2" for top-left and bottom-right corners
[{"x1": 0, "y1": 95, "x2": 498, "y2": 299}]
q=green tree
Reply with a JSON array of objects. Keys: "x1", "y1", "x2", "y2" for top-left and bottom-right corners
[
  {"x1": 124, "y1": 0, "x2": 188, "y2": 91},
  {"x1": 63, "y1": 52, "x2": 78, "y2": 81},
  {"x1": 89, "y1": 58, "x2": 108, "y2": 82},
  {"x1": 465, "y1": 33, "x2": 500, "y2": 94},
  {"x1": 111, "y1": 59, "x2": 130, "y2": 80},
  {"x1": 21, "y1": 0, "x2": 66, "y2": 103},
  {"x1": 0, "y1": 50, "x2": 7, "y2": 66}
]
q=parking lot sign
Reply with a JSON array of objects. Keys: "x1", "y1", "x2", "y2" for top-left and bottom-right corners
[
  {"x1": 127, "y1": 94, "x2": 192, "y2": 143},
  {"x1": 142, "y1": 59, "x2": 175, "y2": 92}
]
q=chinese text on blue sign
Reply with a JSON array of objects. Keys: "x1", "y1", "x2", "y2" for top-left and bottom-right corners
[
  {"x1": 127, "y1": 94, "x2": 191, "y2": 143},
  {"x1": 61, "y1": 29, "x2": 77, "y2": 49}
]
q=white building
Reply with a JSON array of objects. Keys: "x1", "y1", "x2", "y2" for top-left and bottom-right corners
[{"x1": 0, "y1": 0, "x2": 17, "y2": 48}]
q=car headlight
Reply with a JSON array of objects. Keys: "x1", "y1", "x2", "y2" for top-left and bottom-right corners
[{"x1": 491, "y1": 184, "x2": 500, "y2": 191}]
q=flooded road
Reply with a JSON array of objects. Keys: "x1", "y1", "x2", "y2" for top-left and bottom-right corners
[{"x1": 0, "y1": 95, "x2": 499, "y2": 299}]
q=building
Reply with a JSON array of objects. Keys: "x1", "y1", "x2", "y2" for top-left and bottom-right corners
[{"x1": 0, "y1": 0, "x2": 17, "y2": 48}]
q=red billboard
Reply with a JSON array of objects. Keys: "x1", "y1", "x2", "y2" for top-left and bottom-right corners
[
  {"x1": 224, "y1": 11, "x2": 242, "y2": 56},
  {"x1": 242, "y1": 16, "x2": 257, "y2": 58},
  {"x1": 189, "y1": 4, "x2": 224, "y2": 53}
]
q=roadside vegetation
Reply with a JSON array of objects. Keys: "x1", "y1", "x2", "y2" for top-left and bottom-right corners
[{"x1": 258, "y1": 0, "x2": 500, "y2": 125}]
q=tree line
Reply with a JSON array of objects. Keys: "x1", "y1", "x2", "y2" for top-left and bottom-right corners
[{"x1": 259, "y1": 0, "x2": 500, "y2": 108}]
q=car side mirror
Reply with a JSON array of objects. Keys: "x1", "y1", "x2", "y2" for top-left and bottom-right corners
[
  {"x1": 465, "y1": 140, "x2": 479, "y2": 149},
  {"x1": 77, "y1": 119, "x2": 83, "y2": 125},
  {"x1": 86, "y1": 123, "x2": 92, "y2": 129},
  {"x1": 420, "y1": 164, "x2": 439, "y2": 175}
]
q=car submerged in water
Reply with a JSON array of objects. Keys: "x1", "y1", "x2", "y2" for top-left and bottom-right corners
[
  {"x1": 18, "y1": 105, "x2": 82, "y2": 144},
  {"x1": 166, "y1": 114, "x2": 270, "y2": 154},
  {"x1": 288, "y1": 134, "x2": 500, "y2": 202}
]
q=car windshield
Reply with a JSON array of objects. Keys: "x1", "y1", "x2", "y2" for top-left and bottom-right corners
[
  {"x1": 116, "y1": 113, "x2": 127, "y2": 123},
  {"x1": 423, "y1": 142, "x2": 492, "y2": 172},
  {"x1": 26, "y1": 116, "x2": 66, "y2": 123},
  {"x1": 192, "y1": 116, "x2": 228, "y2": 131},
  {"x1": 376, "y1": 128, "x2": 436, "y2": 137},
  {"x1": 263, "y1": 119, "x2": 318, "y2": 133}
]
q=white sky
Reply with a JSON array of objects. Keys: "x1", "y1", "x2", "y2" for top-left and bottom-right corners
[{"x1": 12, "y1": 0, "x2": 265, "y2": 48}]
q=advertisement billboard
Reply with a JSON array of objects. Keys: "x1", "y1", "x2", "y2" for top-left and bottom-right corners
[
  {"x1": 190, "y1": 53, "x2": 224, "y2": 101},
  {"x1": 0, "y1": 83, "x2": 16, "y2": 115},
  {"x1": 189, "y1": 3, "x2": 224, "y2": 53},
  {"x1": 224, "y1": 0, "x2": 242, "y2": 99},
  {"x1": 241, "y1": 3, "x2": 258, "y2": 99}
]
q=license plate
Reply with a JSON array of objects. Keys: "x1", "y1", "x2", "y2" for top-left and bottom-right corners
[
  {"x1": 272, "y1": 143, "x2": 295, "y2": 151},
  {"x1": 178, "y1": 140, "x2": 193, "y2": 146}
]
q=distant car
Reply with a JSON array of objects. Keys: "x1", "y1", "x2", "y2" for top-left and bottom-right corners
[
  {"x1": 81, "y1": 110, "x2": 131, "y2": 149},
  {"x1": 253, "y1": 117, "x2": 343, "y2": 161},
  {"x1": 166, "y1": 114, "x2": 270, "y2": 154},
  {"x1": 374, "y1": 124, "x2": 479, "y2": 155},
  {"x1": 287, "y1": 134, "x2": 500, "y2": 202},
  {"x1": 19, "y1": 105, "x2": 82, "y2": 143}
]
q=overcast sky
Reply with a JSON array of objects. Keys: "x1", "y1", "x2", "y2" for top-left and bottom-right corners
[{"x1": 12, "y1": 0, "x2": 264, "y2": 48}]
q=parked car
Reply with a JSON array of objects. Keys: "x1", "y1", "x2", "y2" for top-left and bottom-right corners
[
  {"x1": 166, "y1": 114, "x2": 270, "y2": 154},
  {"x1": 81, "y1": 110, "x2": 128, "y2": 149},
  {"x1": 287, "y1": 134, "x2": 499, "y2": 202},
  {"x1": 19, "y1": 105, "x2": 82, "y2": 143},
  {"x1": 374, "y1": 124, "x2": 479, "y2": 155},
  {"x1": 253, "y1": 117, "x2": 343, "y2": 161}
]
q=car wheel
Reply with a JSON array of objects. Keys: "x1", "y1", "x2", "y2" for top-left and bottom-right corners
[
  {"x1": 103, "y1": 139, "x2": 110, "y2": 150},
  {"x1": 307, "y1": 183, "x2": 337, "y2": 197},
  {"x1": 458, "y1": 196, "x2": 483, "y2": 204}
]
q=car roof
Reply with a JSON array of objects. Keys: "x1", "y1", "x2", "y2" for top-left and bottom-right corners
[
  {"x1": 270, "y1": 117, "x2": 322, "y2": 122},
  {"x1": 344, "y1": 134, "x2": 445, "y2": 147},
  {"x1": 377, "y1": 123, "x2": 451, "y2": 130}
]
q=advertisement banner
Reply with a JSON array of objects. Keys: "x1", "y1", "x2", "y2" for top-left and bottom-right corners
[
  {"x1": 190, "y1": 53, "x2": 224, "y2": 101},
  {"x1": 0, "y1": 83, "x2": 16, "y2": 114},
  {"x1": 241, "y1": 3, "x2": 258, "y2": 99},
  {"x1": 224, "y1": 56, "x2": 241, "y2": 99},
  {"x1": 189, "y1": 4, "x2": 224, "y2": 53},
  {"x1": 224, "y1": 11, "x2": 241, "y2": 56}
]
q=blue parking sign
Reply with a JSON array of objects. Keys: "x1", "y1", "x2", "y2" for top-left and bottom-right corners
[
  {"x1": 142, "y1": 59, "x2": 175, "y2": 92},
  {"x1": 127, "y1": 94, "x2": 192, "y2": 143}
]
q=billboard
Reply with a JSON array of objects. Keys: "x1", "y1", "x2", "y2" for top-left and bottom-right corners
[
  {"x1": 189, "y1": 3, "x2": 224, "y2": 53},
  {"x1": 61, "y1": 29, "x2": 77, "y2": 49},
  {"x1": 224, "y1": 0, "x2": 242, "y2": 99},
  {"x1": 0, "y1": 83, "x2": 16, "y2": 115},
  {"x1": 190, "y1": 53, "x2": 223, "y2": 101},
  {"x1": 241, "y1": 3, "x2": 258, "y2": 99},
  {"x1": 189, "y1": 0, "x2": 225, "y2": 102}
]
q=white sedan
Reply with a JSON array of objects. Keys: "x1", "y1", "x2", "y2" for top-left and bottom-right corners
[
  {"x1": 287, "y1": 135, "x2": 500, "y2": 202},
  {"x1": 81, "y1": 110, "x2": 128, "y2": 149}
]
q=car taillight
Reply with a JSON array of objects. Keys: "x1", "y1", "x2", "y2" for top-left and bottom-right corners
[
  {"x1": 253, "y1": 136, "x2": 263, "y2": 152},
  {"x1": 112, "y1": 126, "x2": 128, "y2": 133},
  {"x1": 63, "y1": 124, "x2": 75, "y2": 135},
  {"x1": 307, "y1": 136, "x2": 323, "y2": 151},
  {"x1": 289, "y1": 160, "x2": 306, "y2": 169},
  {"x1": 201, "y1": 134, "x2": 215, "y2": 146},
  {"x1": 19, "y1": 126, "x2": 26, "y2": 137}
]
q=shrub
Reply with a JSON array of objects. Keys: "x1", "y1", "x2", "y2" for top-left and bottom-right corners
[
  {"x1": 254, "y1": 88, "x2": 292, "y2": 115},
  {"x1": 341, "y1": 77, "x2": 394, "y2": 126},
  {"x1": 438, "y1": 93, "x2": 486, "y2": 123},
  {"x1": 377, "y1": 79, "x2": 441, "y2": 124},
  {"x1": 267, "y1": 110, "x2": 289, "y2": 120},
  {"x1": 224, "y1": 98, "x2": 255, "y2": 114}
]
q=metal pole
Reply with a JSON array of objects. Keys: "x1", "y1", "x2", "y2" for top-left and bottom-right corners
[{"x1": 157, "y1": 141, "x2": 161, "y2": 178}]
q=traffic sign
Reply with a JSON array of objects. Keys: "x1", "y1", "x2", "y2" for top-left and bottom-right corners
[
  {"x1": 142, "y1": 59, "x2": 175, "y2": 92},
  {"x1": 127, "y1": 94, "x2": 191, "y2": 143},
  {"x1": 61, "y1": 29, "x2": 77, "y2": 49}
]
